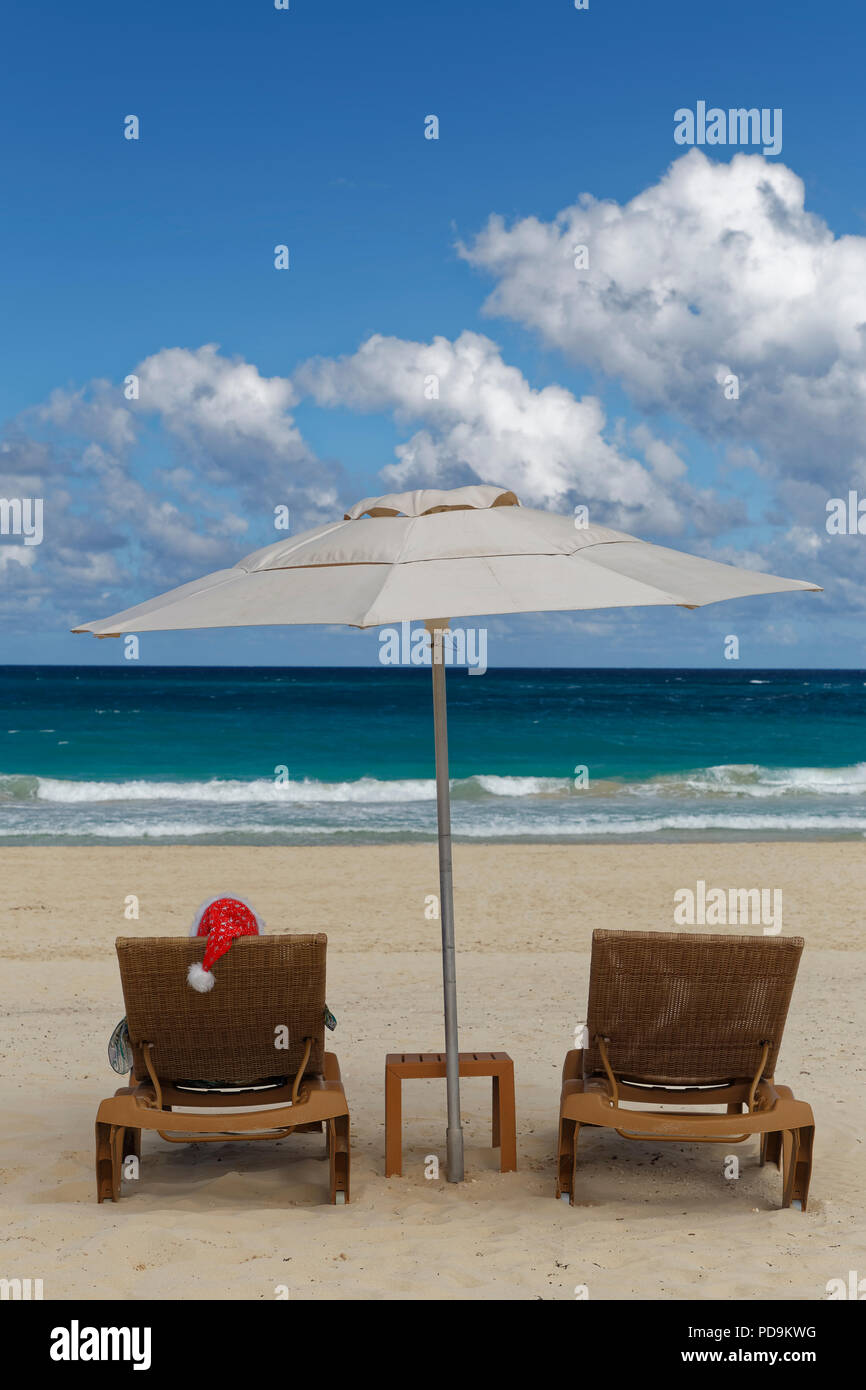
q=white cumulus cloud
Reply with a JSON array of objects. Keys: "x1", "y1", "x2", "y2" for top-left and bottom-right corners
[
  {"x1": 295, "y1": 329, "x2": 720, "y2": 533},
  {"x1": 460, "y1": 149, "x2": 866, "y2": 485}
]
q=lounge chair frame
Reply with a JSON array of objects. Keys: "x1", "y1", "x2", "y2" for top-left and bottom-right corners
[
  {"x1": 556, "y1": 930, "x2": 814, "y2": 1210},
  {"x1": 95, "y1": 933, "x2": 350, "y2": 1205}
]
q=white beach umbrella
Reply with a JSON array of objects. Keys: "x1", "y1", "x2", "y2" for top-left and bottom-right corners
[{"x1": 73, "y1": 484, "x2": 820, "y2": 1181}]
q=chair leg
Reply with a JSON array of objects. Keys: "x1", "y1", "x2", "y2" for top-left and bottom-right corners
[
  {"x1": 555, "y1": 1117, "x2": 579, "y2": 1205},
  {"x1": 122, "y1": 1126, "x2": 141, "y2": 1162},
  {"x1": 95, "y1": 1122, "x2": 122, "y2": 1204},
  {"x1": 780, "y1": 1130, "x2": 796, "y2": 1206},
  {"x1": 782, "y1": 1125, "x2": 813, "y2": 1210},
  {"x1": 491, "y1": 1075, "x2": 500, "y2": 1148},
  {"x1": 761, "y1": 1128, "x2": 783, "y2": 1168},
  {"x1": 328, "y1": 1114, "x2": 350, "y2": 1205}
]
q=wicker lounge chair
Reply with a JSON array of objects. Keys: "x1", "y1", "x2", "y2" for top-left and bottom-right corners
[
  {"x1": 95, "y1": 933, "x2": 350, "y2": 1205},
  {"x1": 556, "y1": 930, "x2": 814, "y2": 1209}
]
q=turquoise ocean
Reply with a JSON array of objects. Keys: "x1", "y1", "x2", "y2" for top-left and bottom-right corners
[{"x1": 1, "y1": 666, "x2": 865, "y2": 845}]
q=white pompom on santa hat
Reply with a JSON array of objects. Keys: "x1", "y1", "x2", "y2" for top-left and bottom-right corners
[{"x1": 187, "y1": 893, "x2": 266, "y2": 992}]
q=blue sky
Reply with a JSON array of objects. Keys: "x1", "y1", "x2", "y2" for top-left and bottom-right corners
[{"x1": 1, "y1": 0, "x2": 864, "y2": 666}]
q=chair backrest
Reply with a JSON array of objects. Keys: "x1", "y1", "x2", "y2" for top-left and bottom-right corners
[
  {"x1": 583, "y1": 930, "x2": 803, "y2": 1086},
  {"x1": 116, "y1": 934, "x2": 328, "y2": 1086}
]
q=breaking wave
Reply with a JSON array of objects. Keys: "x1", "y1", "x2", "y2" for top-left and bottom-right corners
[{"x1": 1, "y1": 761, "x2": 866, "y2": 842}]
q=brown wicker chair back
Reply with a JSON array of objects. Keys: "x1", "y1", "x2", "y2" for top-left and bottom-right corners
[
  {"x1": 583, "y1": 930, "x2": 803, "y2": 1086},
  {"x1": 116, "y1": 934, "x2": 327, "y2": 1086}
]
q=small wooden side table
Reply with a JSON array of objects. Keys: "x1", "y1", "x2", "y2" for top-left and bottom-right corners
[{"x1": 385, "y1": 1051, "x2": 517, "y2": 1177}]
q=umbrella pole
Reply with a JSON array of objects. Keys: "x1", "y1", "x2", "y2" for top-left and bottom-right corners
[{"x1": 429, "y1": 620, "x2": 464, "y2": 1182}]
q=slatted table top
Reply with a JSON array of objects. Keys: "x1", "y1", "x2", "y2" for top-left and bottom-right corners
[{"x1": 386, "y1": 1051, "x2": 513, "y2": 1070}]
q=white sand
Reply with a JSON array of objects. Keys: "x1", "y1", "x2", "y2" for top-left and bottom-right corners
[{"x1": 1, "y1": 843, "x2": 863, "y2": 1300}]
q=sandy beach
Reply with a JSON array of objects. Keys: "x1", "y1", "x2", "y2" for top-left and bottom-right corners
[{"x1": 1, "y1": 842, "x2": 864, "y2": 1302}]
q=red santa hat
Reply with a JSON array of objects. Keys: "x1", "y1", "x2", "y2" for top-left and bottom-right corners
[{"x1": 187, "y1": 893, "x2": 265, "y2": 993}]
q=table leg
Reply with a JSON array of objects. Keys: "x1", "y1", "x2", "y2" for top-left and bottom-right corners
[
  {"x1": 385, "y1": 1064, "x2": 403, "y2": 1177},
  {"x1": 497, "y1": 1064, "x2": 517, "y2": 1173}
]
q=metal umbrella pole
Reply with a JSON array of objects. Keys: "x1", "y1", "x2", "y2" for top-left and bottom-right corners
[{"x1": 428, "y1": 619, "x2": 464, "y2": 1182}]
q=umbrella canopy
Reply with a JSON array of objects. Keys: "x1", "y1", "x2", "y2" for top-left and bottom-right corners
[
  {"x1": 72, "y1": 485, "x2": 818, "y2": 636},
  {"x1": 73, "y1": 484, "x2": 820, "y2": 1181}
]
